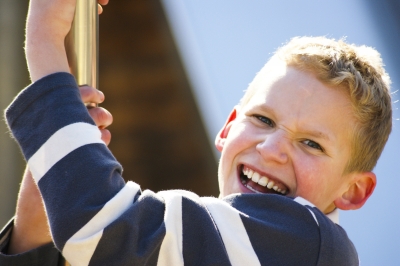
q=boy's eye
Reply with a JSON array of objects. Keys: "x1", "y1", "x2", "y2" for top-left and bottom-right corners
[
  {"x1": 303, "y1": 139, "x2": 323, "y2": 151},
  {"x1": 254, "y1": 115, "x2": 274, "y2": 127}
]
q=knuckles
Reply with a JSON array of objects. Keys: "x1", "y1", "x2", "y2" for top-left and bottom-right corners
[{"x1": 79, "y1": 86, "x2": 104, "y2": 104}]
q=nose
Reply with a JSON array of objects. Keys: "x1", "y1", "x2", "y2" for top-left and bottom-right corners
[{"x1": 256, "y1": 129, "x2": 289, "y2": 164}]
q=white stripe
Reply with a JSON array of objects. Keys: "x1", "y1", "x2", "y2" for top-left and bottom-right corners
[
  {"x1": 202, "y1": 197, "x2": 261, "y2": 266},
  {"x1": 294, "y1": 197, "x2": 319, "y2": 225},
  {"x1": 157, "y1": 191, "x2": 185, "y2": 266},
  {"x1": 62, "y1": 231, "x2": 103, "y2": 266},
  {"x1": 28, "y1": 122, "x2": 104, "y2": 183},
  {"x1": 293, "y1": 197, "x2": 316, "y2": 208},
  {"x1": 62, "y1": 182, "x2": 140, "y2": 266},
  {"x1": 294, "y1": 197, "x2": 340, "y2": 224}
]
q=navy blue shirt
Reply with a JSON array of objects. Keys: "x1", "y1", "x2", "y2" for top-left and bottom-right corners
[{"x1": 1, "y1": 73, "x2": 358, "y2": 265}]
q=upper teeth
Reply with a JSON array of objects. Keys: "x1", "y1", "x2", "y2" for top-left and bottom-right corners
[{"x1": 243, "y1": 167, "x2": 286, "y2": 195}]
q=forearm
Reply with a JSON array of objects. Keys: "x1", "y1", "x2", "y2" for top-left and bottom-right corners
[
  {"x1": 8, "y1": 167, "x2": 52, "y2": 254},
  {"x1": 5, "y1": 73, "x2": 123, "y2": 248},
  {"x1": 25, "y1": 0, "x2": 73, "y2": 82}
]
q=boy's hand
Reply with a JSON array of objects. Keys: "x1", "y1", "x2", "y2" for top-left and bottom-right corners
[
  {"x1": 7, "y1": 86, "x2": 112, "y2": 254},
  {"x1": 25, "y1": 0, "x2": 109, "y2": 82},
  {"x1": 98, "y1": 0, "x2": 110, "y2": 14},
  {"x1": 80, "y1": 86, "x2": 113, "y2": 145}
]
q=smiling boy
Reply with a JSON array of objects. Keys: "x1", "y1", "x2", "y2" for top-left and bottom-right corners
[
  {"x1": 217, "y1": 43, "x2": 391, "y2": 214},
  {"x1": 0, "y1": 0, "x2": 392, "y2": 265},
  {"x1": 218, "y1": 63, "x2": 361, "y2": 213}
]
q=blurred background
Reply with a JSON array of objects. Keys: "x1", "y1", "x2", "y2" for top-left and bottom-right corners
[{"x1": 1, "y1": 0, "x2": 399, "y2": 264}]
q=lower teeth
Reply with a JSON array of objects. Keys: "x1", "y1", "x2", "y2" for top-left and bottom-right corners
[{"x1": 244, "y1": 184, "x2": 261, "y2": 194}]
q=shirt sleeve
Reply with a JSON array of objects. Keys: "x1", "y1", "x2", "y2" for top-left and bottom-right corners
[{"x1": 4, "y1": 72, "x2": 359, "y2": 266}]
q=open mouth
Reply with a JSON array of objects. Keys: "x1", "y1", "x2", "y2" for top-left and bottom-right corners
[{"x1": 239, "y1": 165, "x2": 288, "y2": 195}]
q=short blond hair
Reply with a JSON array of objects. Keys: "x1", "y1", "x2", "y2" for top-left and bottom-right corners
[{"x1": 240, "y1": 36, "x2": 392, "y2": 173}]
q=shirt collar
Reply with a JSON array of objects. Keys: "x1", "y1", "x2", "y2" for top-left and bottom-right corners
[
  {"x1": 325, "y1": 208, "x2": 339, "y2": 224},
  {"x1": 294, "y1": 197, "x2": 340, "y2": 224}
]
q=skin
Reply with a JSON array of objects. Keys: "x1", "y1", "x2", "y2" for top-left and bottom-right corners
[{"x1": 215, "y1": 62, "x2": 376, "y2": 214}]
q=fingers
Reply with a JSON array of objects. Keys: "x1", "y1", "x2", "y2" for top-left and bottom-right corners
[
  {"x1": 98, "y1": 0, "x2": 109, "y2": 14},
  {"x1": 79, "y1": 86, "x2": 104, "y2": 105},
  {"x1": 100, "y1": 128, "x2": 111, "y2": 146},
  {"x1": 79, "y1": 86, "x2": 112, "y2": 145},
  {"x1": 88, "y1": 106, "x2": 113, "y2": 129},
  {"x1": 88, "y1": 107, "x2": 113, "y2": 146},
  {"x1": 98, "y1": 0, "x2": 109, "y2": 6}
]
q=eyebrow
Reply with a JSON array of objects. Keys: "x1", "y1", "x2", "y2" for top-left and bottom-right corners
[
  {"x1": 257, "y1": 105, "x2": 276, "y2": 117},
  {"x1": 301, "y1": 129, "x2": 332, "y2": 142},
  {"x1": 256, "y1": 105, "x2": 333, "y2": 143}
]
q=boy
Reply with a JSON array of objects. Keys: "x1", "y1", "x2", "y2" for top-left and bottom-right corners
[{"x1": 0, "y1": 0, "x2": 392, "y2": 265}]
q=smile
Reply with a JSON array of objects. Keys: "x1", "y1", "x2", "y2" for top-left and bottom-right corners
[{"x1": 239, "y1": 165, "x2": 288, "y2": 195}]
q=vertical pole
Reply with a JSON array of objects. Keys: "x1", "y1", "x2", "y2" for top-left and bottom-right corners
[{"x1": 65, "y1": 0, "x2": 99, "y2": 91}]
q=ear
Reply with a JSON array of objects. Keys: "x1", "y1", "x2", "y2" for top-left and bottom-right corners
[
  {"x1": 215, "y1": 108, "x2": 237, "y2": 152},
  {"x1": 334, "y1": 172, "x2": 376, "y2": 210}
]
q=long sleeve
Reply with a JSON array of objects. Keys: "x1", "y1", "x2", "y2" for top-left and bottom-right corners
[{"x1": 5, "y1": 72, "x2": 359, "y2": 265}]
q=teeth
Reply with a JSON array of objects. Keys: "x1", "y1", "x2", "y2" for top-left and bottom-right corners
[
  {"x1": 251, "y1": 172, "x2": 260, "y2": 183},
  {"x1": 258, "y1": 176, "x2": 268, "y2": 186},
  {"x1": 242, "y1": 167, "x2": 287, "y2": 195},
  {"x1": 244, "y1": 184, "x2": 263, "y2": 194},
  {"x1": 247, "y1": 169, "x2": 254, "y2": 179}
]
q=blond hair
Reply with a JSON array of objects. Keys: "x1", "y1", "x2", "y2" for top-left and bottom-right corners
[{"x1": 240, "y1": 36, "x2": 392, "y2": 173}]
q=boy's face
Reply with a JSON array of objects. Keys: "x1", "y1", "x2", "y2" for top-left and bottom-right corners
[{"x1": 217, "y1": 63, "x2": 358, "y2": 213}]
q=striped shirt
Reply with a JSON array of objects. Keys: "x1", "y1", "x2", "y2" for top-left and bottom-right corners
[{"x1": 5, "y1": 72, "x2": 359, "y2": 266}]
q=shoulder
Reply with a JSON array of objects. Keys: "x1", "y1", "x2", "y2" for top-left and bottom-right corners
[
  {"x1": 308, "y1": 207, "x2": 359, "y2": 265},
  {"x1": 141, "y1": 191, "x2": 359, "y2": 265},
  {"x1": 224, "y1": 194, "x2": 359, "y2": 265}
]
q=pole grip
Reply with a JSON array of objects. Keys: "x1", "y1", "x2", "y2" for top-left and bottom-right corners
[{"x1": 65, "y1": 0, "x2": 99, "y2": 92}]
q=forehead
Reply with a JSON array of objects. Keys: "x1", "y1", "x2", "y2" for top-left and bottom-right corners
[
  {"x1": 243, "y1": 65, "x2": 355, "y2": 145},
  {"x1": 247, "y1": 63, "x2": 352, "y2": 113}
]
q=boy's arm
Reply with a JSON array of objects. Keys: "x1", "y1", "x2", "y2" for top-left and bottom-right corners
[
  {"x1": 25, "y1": 0, "x2": 70, "y2": 82},
  {"x1": 7, "y1": 168, "x2": 52, "y2": 254},
  {"x1": 6, "y1": 86, "x2": 112, "y2": 255},
  {"x1": 3, "y1": 0, "x2": 110, "y2": 255}
]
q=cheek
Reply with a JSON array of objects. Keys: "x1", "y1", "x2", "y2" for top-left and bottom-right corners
[
  {"x1": 218, "y1": 139, "x2": 239, "y2": 185},
  {"x1": 293, "y1": 157, "x2": 331, "y2": 202},
  {"x1": 219, "y1": 125, "x2": 253, "y2": 186},
  {"x1": 294, "y1": 156, "x2": 344, "y2": 210},
  {"x1": 295, "y1": 165, "x2": 320, "y2": 191},
  {"x1": 222, "y1": 125, "x2": 252, "y2": 160},
  {"x1": 231, "y1": 123, "x2": 260, "y2": 149}
]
